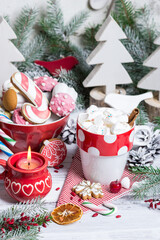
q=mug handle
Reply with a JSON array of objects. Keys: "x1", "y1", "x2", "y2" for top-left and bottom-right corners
[
  {"x1": 0, "y1": 159, "x2": 6, "y2": 180},
  {"x1": 133, "y1": 125, "x2": 151, "y2": 147}
]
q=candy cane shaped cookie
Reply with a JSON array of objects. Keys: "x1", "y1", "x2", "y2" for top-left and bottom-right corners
[{"x1": 11, "y1": 72, "x2": 51, "y2": 124}]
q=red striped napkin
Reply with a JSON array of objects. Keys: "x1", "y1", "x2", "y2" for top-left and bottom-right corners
[{"x1": 57, "y1": 149, "x2": 135, "y2": 212}]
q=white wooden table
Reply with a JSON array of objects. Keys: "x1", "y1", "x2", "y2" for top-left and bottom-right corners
[{"x1": 0, "y1": 120, "x2": 160, "y2": 239}]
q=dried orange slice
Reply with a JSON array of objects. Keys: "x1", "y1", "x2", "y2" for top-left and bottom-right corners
[{"x1": 51, "y1": 203, "x2": 83, "y2": 225}]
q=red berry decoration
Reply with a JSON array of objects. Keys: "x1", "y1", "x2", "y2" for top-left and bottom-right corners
[{"x1": 109, "y1": 180, "x2": 121, "y2": 193}]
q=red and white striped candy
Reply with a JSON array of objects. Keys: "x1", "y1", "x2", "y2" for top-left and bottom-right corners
[
  {"x1": 11, "y1": 72, "x2": 51, "y2": 124},
  {"x1": 82, "y1": 201, "x2": 117, "y2": 216}
]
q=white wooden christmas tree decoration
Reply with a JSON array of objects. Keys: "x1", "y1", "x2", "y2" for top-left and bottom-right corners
[
  {"x1": 137, "y1": 36, "x2": 160, "y2": 121},
  {"x1": 83, "y1": 15, "x2": 134, "y2": 97},
  {"x1": 0, "y1": 16, "x2": 25, "y2": 90},
  {"x1": 138, "y1": 36, "x2": 160, "y2": 100}
]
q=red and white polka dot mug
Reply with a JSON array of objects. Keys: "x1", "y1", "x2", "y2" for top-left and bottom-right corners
[{"x1": 77, "y1": 121, "x2": 151, "y2": 185}]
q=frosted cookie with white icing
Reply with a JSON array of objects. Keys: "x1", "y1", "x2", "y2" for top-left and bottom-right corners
[{"x1": 72, "y1": 180, "x2": 104, "y2": 200}]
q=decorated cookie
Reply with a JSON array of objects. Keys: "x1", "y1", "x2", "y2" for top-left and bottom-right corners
[
  {"x1": 72, "y1": 180, "x2": 104, "y2": 200},
  {"x1": 2, "y1": 79, "x2": 26, "y2": 109},
  {"x1": 2, "y1": 88, "x2": 17, "y2": 111},
  {"x1": 11, "y1": 72, "x2": 51, "y2": 124},
  {"x1": 34, "y1": 75, "x2": 58, "y2": 92},
  {"x1": 49, "y1": 83, "x2": 77, "y2": 117},
  {"x1": 12, "y1": 108, "x2": 30, "y2": 125},
  {"x1": 40, "y1": 138, "x2": 67, "y2": 167}
]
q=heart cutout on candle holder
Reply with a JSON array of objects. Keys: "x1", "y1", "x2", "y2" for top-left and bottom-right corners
[
  {"x1": 35, "y1": 180, "x2": 45, "y2": 193},
  {"x1": 45, "y1": 176, "x2": 51, "y2": 188},
  {"x1": 11, "y1": 182, "x2": 21, "y2": 194},
  {"x1": 0, "y1": 151, "x2": 52, "y2": 202},
  {"x1": 5, "y1": 177, "x2": 11, "y2": 189},
  {"x1": 22, "y1": 184, "x2": 34, "y2": 196}
]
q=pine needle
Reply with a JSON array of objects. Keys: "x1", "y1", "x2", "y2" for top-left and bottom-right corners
[
  {"x1": 13, "y1": 6, "x2": 38, "y2": 49},
  {"x1": 130, "y1": 166, "x2": 160, "y2": 199},
  {"x1": 65, "y1": 11, "x2": 89, "y2": 37}
]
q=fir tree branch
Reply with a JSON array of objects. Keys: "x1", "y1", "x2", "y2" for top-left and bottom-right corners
[
  {"x1": 0, "y1": 198, "x2": 47, "y2": 224},
  {"x1": 40, "y1": 0, "x2": 65, "y2": 41},
  {"x1": 113, "y1": 0, "x2": 137, "y2": 28},
  {"x1": 135, "y1": 6, "x2": 159, "y2": 54},
  {"x1": 65, "y1": 11, "x2": 89, "y2": 37},
  {"x1": 4, "y1": 228, "x2": 40, "y2": 240},
  {"x1": 82, "y1": 24, "x2": 101, "y2": 51},
  {"x1": 154, "y1": 117, "x2": 160, "y2": 131},
  {"x1": 16, "y1": 35, "x2": 47, "y2": 70},
  {"x1": 130, "y1": 166, "x2": 160, "y2": 176},
  {"x1": 13, "y1": 7, "x2": 38, "y2": 49},
  {"x1": 135, "y1": 103, "x2": 149, "y2": 125},
  {"x1": 0, "y1": 198, "x2": 50, "y2": 240},
  {"x1": 130, "y1": 166, "x2": 160, "y2": 199},
  {"x1": 133, "y1": 178, "x2": 160, "y2": 199}
]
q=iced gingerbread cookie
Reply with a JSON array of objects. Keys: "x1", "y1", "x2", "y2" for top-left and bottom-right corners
[
  {"x1": 2, "y1": 88, "x2": 17, "y2": 112},
  {"x1": 72, "y1": 180, "x2": 104, "y2": 200},
  {"x1": 11, "y1": 72, "x2": 51, "y2": 124},
  {"x1": 12, "y1": 108, "x2": 30, "y2": 125},
  {"x1": 34, "y1": 75, "x2": 58, "y2": 92},
  {"x1": 49, "y1": 83, "x2": 77, "y2": 117},
  {"x1": 40, "y1": 138, "x2": 67, "y2": 167},
  {"x1": 2, "y1": 79, "x2": 26, "y2": 109}
]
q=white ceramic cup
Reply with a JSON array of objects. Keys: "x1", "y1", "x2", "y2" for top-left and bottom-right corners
[{"x1": 77, "y1": 121, "x2": 151, "y2": 185}]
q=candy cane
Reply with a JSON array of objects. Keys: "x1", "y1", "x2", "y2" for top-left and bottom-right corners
[
  {"x1": 82, "y1": 201, "x2": 117, "y2": 216},
  {"x1": 11, "y1": 72, "x2": 51, "y2": 124},
  {"x1": 0, "y1": 129, "x2": 16, "y2": 146},
  {"x1": 0, "y1": 141, "x2": 13, "y2": 156},
  {"x1": 0, "y1": 113, "x2": 13, "y2": 124},
  {"x1": 0, "y1": 114, "x2": 16, "y2": 145}
]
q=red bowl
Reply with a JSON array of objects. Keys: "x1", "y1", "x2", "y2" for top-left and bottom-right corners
[{"x1": 0, "y1": 115, "x2": 69, "y2": 153}]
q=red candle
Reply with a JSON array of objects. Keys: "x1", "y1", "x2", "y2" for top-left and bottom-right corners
[{"x1": 16, "y1": 146, "x2": 43, "y2": 170}]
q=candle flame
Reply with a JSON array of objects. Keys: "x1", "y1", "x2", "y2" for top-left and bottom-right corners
[{"x1": 27, "y1": 146, "x2": 31, "y2": 168}]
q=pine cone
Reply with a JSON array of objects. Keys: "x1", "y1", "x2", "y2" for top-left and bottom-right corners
[
  {"x1": 60, "y1": 118, "x2": 76, "y2": 144},
  {"x1": 147, "y1": 130, "x2": 160, "y2": 157},
  {"x1": 24, "y1": 64, "x2": 51, "y2": 78},
  {"x1": 135, "y1": 129, "x2": 150, "y2": 143},
  {"x1": 127, "y1": 147, "x2": 154, "y2": 168}
]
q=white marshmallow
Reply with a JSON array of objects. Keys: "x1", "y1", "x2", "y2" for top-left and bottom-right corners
[
  {"x1": 78, "y1": 105, "x2": 131, "y2": 136},
  {"x1": 87, "y1": 125, "x2": 98, "y2": 134},
  {"x1": 78, "y1": 113, "x2": 89, "y2": 125},
  {"x1": 86, "y1": 105, "x2": 98, "y2": 114},
  {"x1": 97, "y1": 125, "x2": 110, "y2": 135},
  {"x1": 111, "y1": 122, "x2": 131, "y2": 135},
  {"x1": 121, "y1": 177, "x2": 130, "y2": 189},
  {"x1": 94, "y1": 115, "x2": 103, "y2": 126},
  {"x1": 82, "y1": 121, "x2": 93, "y2": 130}
]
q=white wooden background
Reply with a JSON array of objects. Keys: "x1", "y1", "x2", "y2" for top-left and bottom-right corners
[{"x1": 1, "y1": 0, "x2": 160, "y2": 33}]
